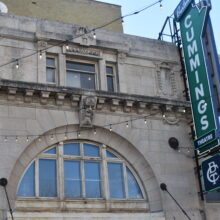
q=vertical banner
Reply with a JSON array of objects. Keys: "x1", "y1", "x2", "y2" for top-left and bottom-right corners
[{"x1": 175, "y1": 0, "x2": 219, "y2": 153}]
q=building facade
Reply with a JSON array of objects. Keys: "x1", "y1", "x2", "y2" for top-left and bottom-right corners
[{"x1": 0, "y1": 0, "x2": 218, "y2": 219}]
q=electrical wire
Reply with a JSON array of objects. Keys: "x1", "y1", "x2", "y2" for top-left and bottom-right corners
[{"x1": 0, "y1": 0, "x2": 163, "y2": 69}]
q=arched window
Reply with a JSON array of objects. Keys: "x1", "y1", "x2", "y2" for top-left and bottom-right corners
[{"x1": 17, "y1": 141, "x2": 144, "y2": 200}]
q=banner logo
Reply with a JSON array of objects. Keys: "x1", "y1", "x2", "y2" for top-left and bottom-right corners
[{"x1": 207, "y1": 161, "x2": 219, "y2": 185}]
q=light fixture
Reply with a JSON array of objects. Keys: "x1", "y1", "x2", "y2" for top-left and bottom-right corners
[
  {"x1": 39, "y1": 51, "x2": 42, "y2": 59},
  {"x1": 159, "y1": 0, "x2": 163, "y2": 9},
  {"x1": 26, "y1": 136, "x2": 29, "y2": 142},
  {"x1": 126, "y1": 121, "x2": 129, "y2": 128},
  {"x1": 65, "y1": 44, "x2": 69, "y2": 50},
  {"x1": 144, "y1": 118, "x2": 147, "y2": 124},
  {"x1": 15, "y1": 136, "x2": 18, "y2": 142},
  {"x1": 78, "y1": 131, "x2": 81, "y2": 137},
  {"x1": 38, "y1": 137, "x2": 42, "y2": 142},
  {"x1": 16, "y1": 60, "x2": 19, "y2": 69},
  {"x1": 94, "y1": 128, "x2": 97, "y2": 135},
  {"x1": 4, "y1": 136, "x2": 7, "y2": 142},
  {"x1": 109, "y1": 124, "x2": 112, "y2": 132},
  {"x1": 93, "y1": 32, "x2": 96, "y2": 39}
]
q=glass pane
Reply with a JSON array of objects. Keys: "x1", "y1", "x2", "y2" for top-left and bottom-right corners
[
  {"x1": 107, "y1": 76, "x2": 114, "y2": 92},
  {"x1": 64, "y1": 161, "x2": 82, "y2": 198},
  {"x1": 108, "y1": 163, "x2": 125, "y2": 198},
  {"x1": 17, "y1": 162, "x2": 35, "y2": 197},
  {"x1": 67, "y1": 71, "x2": 80, "y2": 88},
  {"x1": 46, "y1": 68, "x2": 55, "y2": 83},
  {"x1": 84, "y1": 144, "x2": 100, "y2": 157},
  {"x1": 46, "y1": 57, "x2": 55, "y2": 67},
  {"x1": 39, "y1": 159, "x2": 57, "y2": 197},
  {"x1": 44, "y1": 147, "x2": 56, "y2": 154},
  {"x1": 106, "y1": 150, "x2": 117, "y2": 158},
  {"x1": 64, "y1": 143, "x2": 80, "y2": 156},
  {"x1": 85, "y1": 162, "x2": 102, "y2": 198},
  {"x1": 126, "y1": 167, "x2": 143, "y2": 199},
  {"x1": 66, "y1": 61, "x2": 95, "y2": 72},
  {"x1": 81, "y1": 73, "x2": 95, "y2": 90},
  {"x1": 106, "y1": 66, "x2": 113, "y2": 75},
  {"x1": 206, "y1": 191, "x2": 220, "y2": 202}
]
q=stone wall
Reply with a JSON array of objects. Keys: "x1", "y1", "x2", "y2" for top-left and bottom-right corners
[
  {"x1": 0, "y1": 0, "x2": 122, "y2": 32},
  {"x1": 0, "y1": 12, "x2": 205, "y2": 220}
]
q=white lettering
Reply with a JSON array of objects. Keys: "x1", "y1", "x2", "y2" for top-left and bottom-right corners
[
  {"x1": 190, "y1": 54, "x2": 200, "y2": 71},
  {"x1": 198, "y1": 100, "x2": 207, "y2": 114},
  {"x1": 186, "y1": 27, "x2": 194, "y2": 42},
  {"x1": 195, "y1": 70, "x2": 199, "y2": 84},
  {"x1": 184, "y1": 15, "x2": 192, "y2": 28},
  {"x1": 187, "y1": 40, "x2": 197, "y2": 57},
  {"x1": 195, "y1": 83, "x2": 204, "y2": 100},
  {"x1": 201, "y1": 115, "x2": 209, "y2": 130}
]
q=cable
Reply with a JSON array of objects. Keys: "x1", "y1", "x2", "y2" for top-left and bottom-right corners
[
  {"x1": 0, "y1": 0, "x2": 163, "y2": 69},
  {"x1": 0, "y1": 111, "x2": 162, "y2": 140}
]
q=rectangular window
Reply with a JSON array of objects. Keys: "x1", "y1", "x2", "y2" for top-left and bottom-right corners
[
  {"x1": 106, "y1": 65, "x2": 115, "y2": 92},
  {"x1": 85, "y1": 162, "x2": 102, "y2": 198},
  {"x1": 46, "y1": 57, "x2": 56, "y2": 83},
  {"x1": 39, "y1": 159, "x2": 57, "y2": 197},
  {"x1": 108, "y1": 162, "x2": 125, "y2": 198},
  {"x1": 66, "y1": 60, "x2": 96, "y2": 90},
  {"x1": 64, "y1": 160, "x2": 82, "y2": 198}
]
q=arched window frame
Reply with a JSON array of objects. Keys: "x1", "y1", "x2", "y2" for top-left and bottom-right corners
[{"x1": 17, "y1": 141, "x2": 146, "y2": 201}]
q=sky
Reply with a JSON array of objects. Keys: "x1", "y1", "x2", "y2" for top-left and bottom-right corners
[{"x1": 97, "y1": 0, "x2": 220, "y2": 54}]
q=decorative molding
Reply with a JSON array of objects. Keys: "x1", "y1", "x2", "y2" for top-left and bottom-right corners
[
  {"x1": 79, "y1": 96, "x2": 97, "y2": 128},
  {"x1": 73, "y1": 26, "x2": 96, "y2": 46},
  {"x1": 155, "y1": 62, "x2": 177, "y2": 98},
  {"x1": 163, "y1": 116, "x2": 180, "y2": 125}
]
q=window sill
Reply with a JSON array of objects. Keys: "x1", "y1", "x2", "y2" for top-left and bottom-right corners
[{"x1": 15, "y1": 198, "x2": 149, "y2": 213}]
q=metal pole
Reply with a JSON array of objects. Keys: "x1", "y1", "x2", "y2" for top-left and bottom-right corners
[
  {"x1": 160, "y1": 183, "x2": 191, "y2": 220},
  {"x1": 0, "y1": 178, "x2": 14, "y2": 220}
]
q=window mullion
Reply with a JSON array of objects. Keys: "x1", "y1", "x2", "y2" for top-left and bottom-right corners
[
  {"x1": 58, "y1": 142, "x2": 64, "y2": 200},
  {"x1": 35, "y1": 159, "x2": 39, "y2": 197},
  {"x1": 81, "y1": 160, "x2": 85, "y2": 198},
  {"x1": 81, "y1": 143, "x2": 85, "y2": 198},
  {"x1": 101, "y1": 145, "x2": 108, "y2": 200},
  {"x1": 123, "y1": 163, "x2": 128, "y2": 199}
]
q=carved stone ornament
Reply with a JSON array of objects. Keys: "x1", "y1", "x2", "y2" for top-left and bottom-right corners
[
  {"x1": 163, "y1": 116, "x2": 180, "y2": 125},
  {"x1": 74, "y1": 26, "x2": 96, "y2": 46},
  {"x1": 155, "y1": 62, "x2": 177, "y2": 97},
  {"x1": 79, "y1": 96, "x2": 97, "y2": 127}
]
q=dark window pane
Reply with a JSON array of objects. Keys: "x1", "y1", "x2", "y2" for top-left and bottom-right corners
[
  {"x1": 66, "y1": 61, "x2": 95, "y2": 72},
  {"x1": 84, "y1": 144, "x2": 100, "y2": 157},
  {"x1": 64, "y1": 143, "x2": 80, "y2": 156},
  {"x1": 81, "y1": 73, "x2": 95, "y2": 90},
  {"x1": 46, "y1": 68, "x2": 55, "y2": 83},
  {"x1": 206, "y1": 191, "x2": 220, "y2": 202},
  {"x1": 44, "y1": 147, "x2": 56, "y2": 154},
  {"x1": 108, "y1": 163, "x2": 125, "y2": 198},
  {"x1": 17, "y1": 162, "x2": 35, "y2": 197},
  {"x1": 107, "y1": 76, "x2": 114, "y2": 92},
  {"x1": 64, "y1": 161, "x2": 82, "y2": 198},
  {"x1": 46, "y1": 58, "x2": 55, "y2": 67},
  {"x1": 85, "y1": 162, "x2": 102, "y2": 198},
  {"x1": 106, "y1": 66, "x2": 113, "y2": 75},
  {"x1": 39, "y1": 159, "x2": 57, "y2": 197},
  {"x1": 106, "y1": 150, "x2": 117, "y2": 158},
  {"x1": 66, "y1": 71, "x2": 80, "y2": 88},
  {"x1": 126, "y1": 167, "x2": 143, "y2": 199}
]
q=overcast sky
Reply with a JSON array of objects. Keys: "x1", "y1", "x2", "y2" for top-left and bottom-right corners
[{"x1": 97, "y1": 0, "x2": 220, "y2": 53}]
